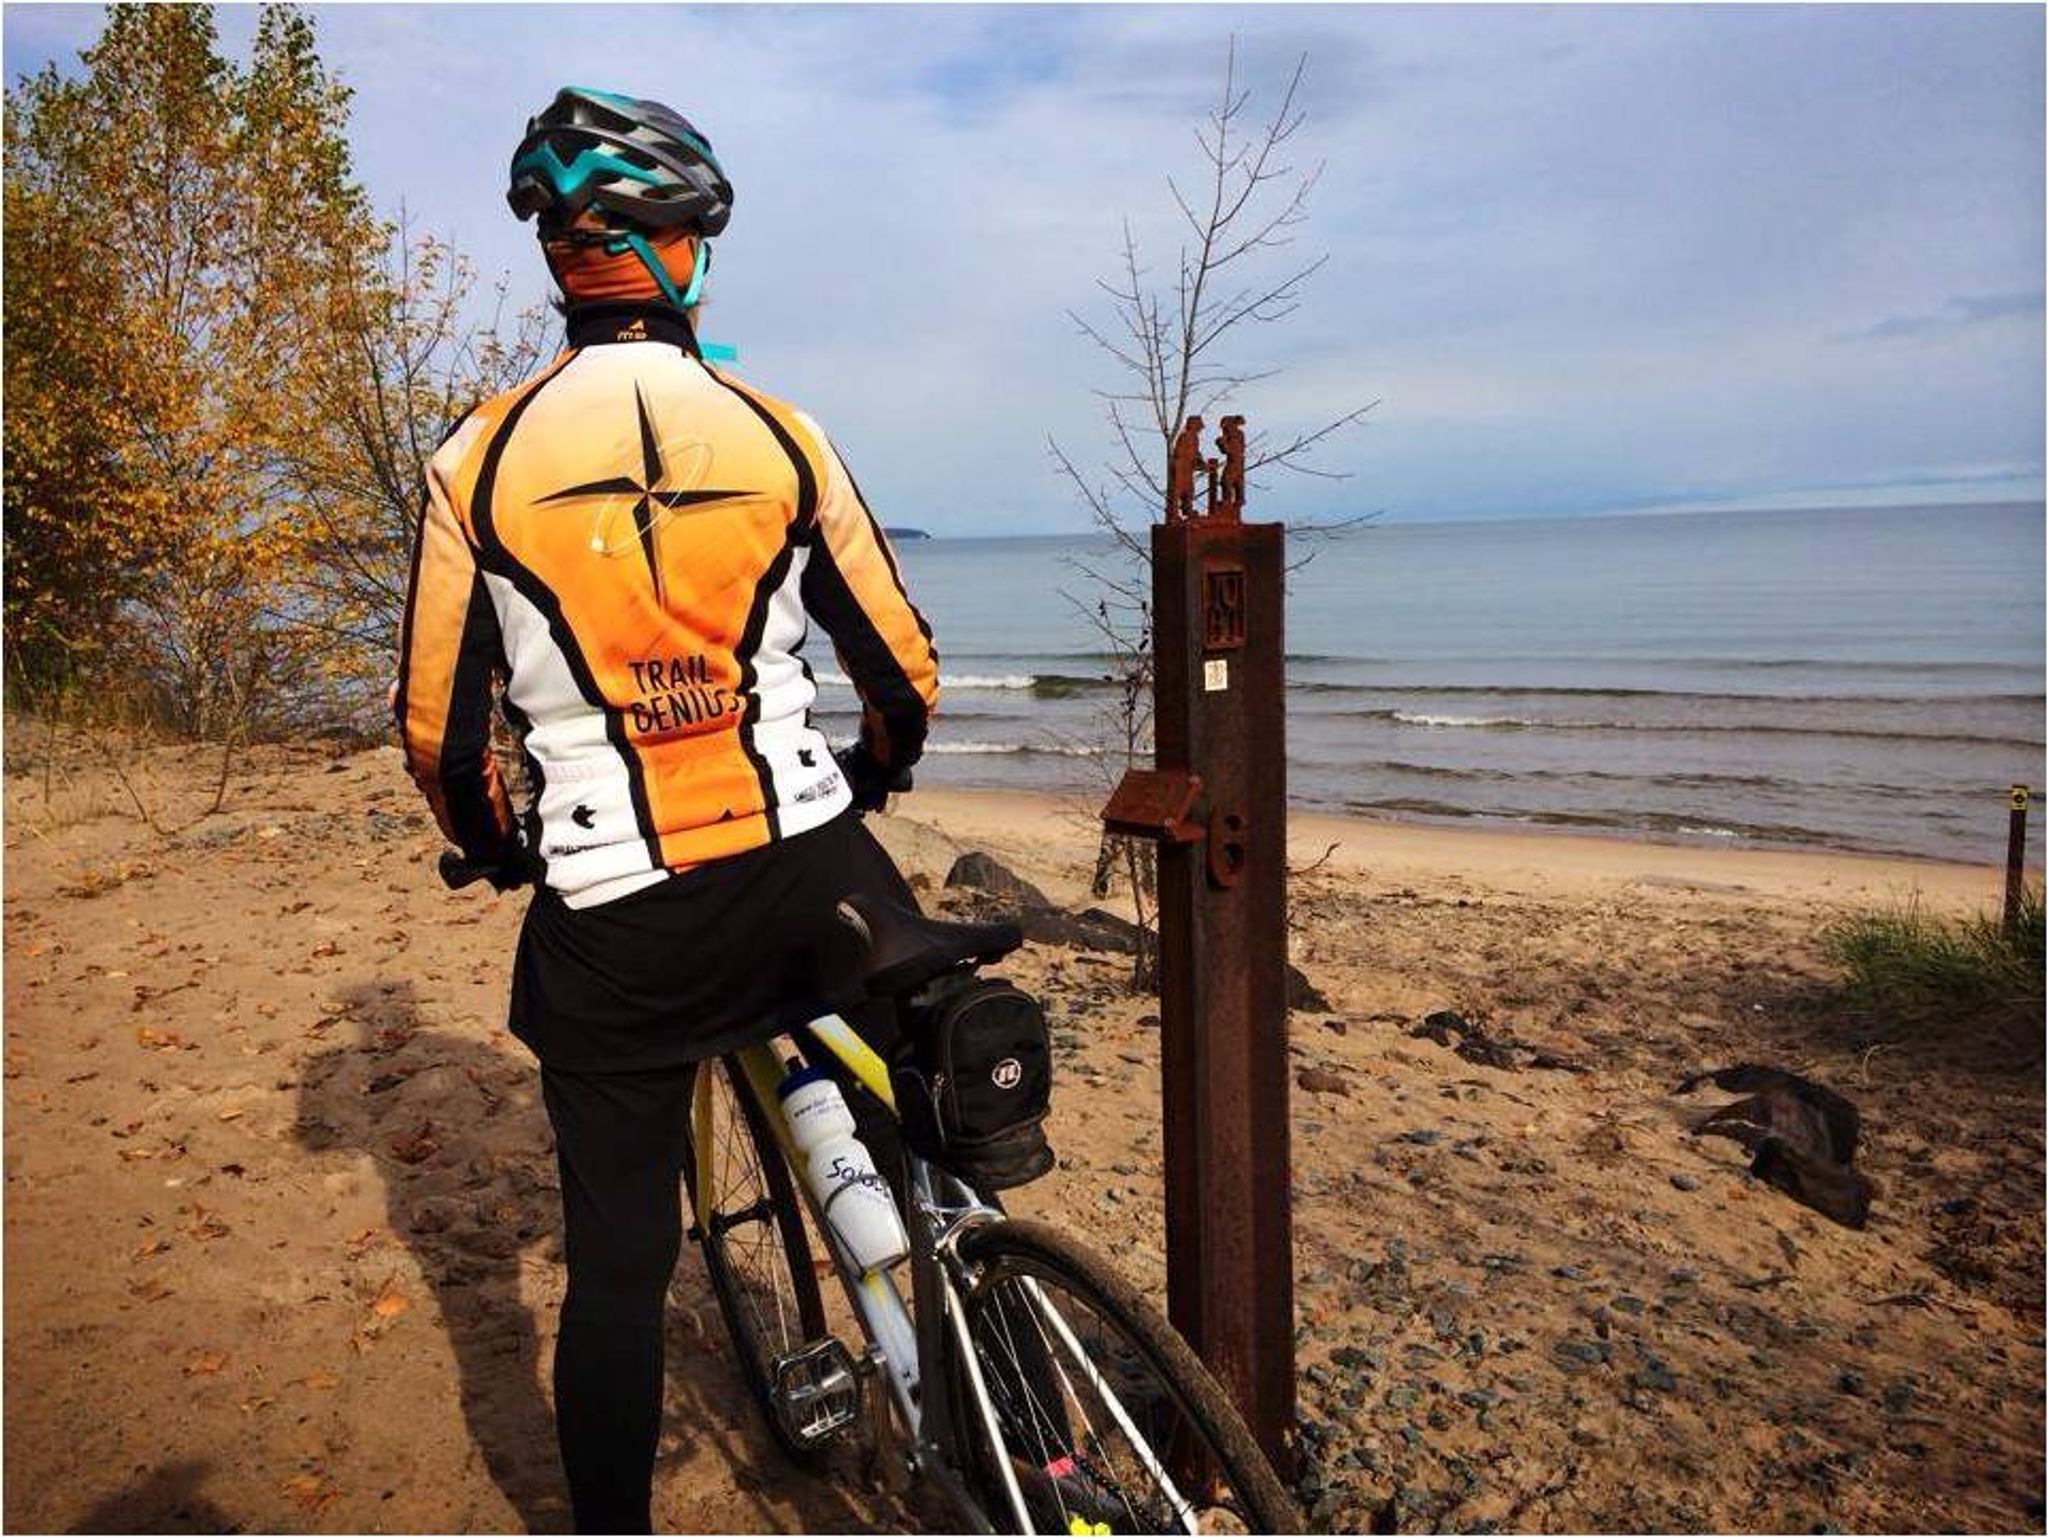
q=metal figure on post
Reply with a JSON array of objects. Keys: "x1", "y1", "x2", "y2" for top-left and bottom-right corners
[
  {"x1": 1218, "y1": 415, "x2": 1247, "y2": 517},
  {"x1": 1102, "y1": 412, "x2": 1296, "y2": 1473},
  {"x1": 1169, "y1": 415, "x2": 1206, "y2": 523}
]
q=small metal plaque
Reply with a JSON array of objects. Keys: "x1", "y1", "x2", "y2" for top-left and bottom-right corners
[
  {"x1": 1203, "y1": 659, "x2": 1229, "y2": 692},
  {"x1": 1203, "y1": 565, "x2": 1247, "y2": 651}
]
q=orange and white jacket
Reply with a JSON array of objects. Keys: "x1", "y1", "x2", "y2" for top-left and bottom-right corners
[{"x1": 395, "y1": 303, "x2": 940, "y2": 909}]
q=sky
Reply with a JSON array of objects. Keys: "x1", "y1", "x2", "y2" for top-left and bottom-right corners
[{"x1": 6, "y1": 3, "x2": 2043, "y2": 534}]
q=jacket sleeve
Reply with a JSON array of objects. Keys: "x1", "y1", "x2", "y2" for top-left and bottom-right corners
[
  {"x1": 392, "y1": 457, "x2": 518, "y2": 863},
  {"x1": 797, "y1": 425, "x2": 940, "y2": 771}
]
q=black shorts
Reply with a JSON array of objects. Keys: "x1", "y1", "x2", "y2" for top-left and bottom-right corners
[{"x1": 507, "y1": 810, "x2": 915, "y2": 1072}]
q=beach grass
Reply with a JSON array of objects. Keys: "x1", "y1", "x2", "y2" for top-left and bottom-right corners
[{"x1": 1822, "y1": 885, "x2": 2044, "y2": 1052}]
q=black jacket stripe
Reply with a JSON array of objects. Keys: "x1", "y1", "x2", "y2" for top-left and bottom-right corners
[
  {"x1": 441, "y1": 576, "x2": 514, "y2": 858},
  {"x1": 800, "y1": 537, "x2": 931, "y2": 766},
  {"x1": 470, "y1": 350, "x2": 668, "y2": 873},
  {"x1": 731, "y1": 537, "x2": 800, "y2": 839},
  {"x1": 699, "y1": 361, "x2": 822, "y2": 828}
]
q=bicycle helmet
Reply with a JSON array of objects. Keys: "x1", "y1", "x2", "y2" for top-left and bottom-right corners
[{"x1": 507, "y1": 86, "x2": 733, "y2": 237}]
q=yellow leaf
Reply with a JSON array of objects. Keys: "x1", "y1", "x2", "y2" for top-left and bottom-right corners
[{"x1": 369, "y1": 1280, "x2": 407, "y2": 1319}]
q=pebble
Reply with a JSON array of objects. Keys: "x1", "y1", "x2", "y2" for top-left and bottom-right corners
[
  {"x1": 1837, "y1": 1370, "x2": 1868, "y2": 1398},
  {"x1": 1551, "y1": 1264, "x2": 1590, "y2": 1281},
  {"x1": 1395, "y1": 1128, "x2": 1446, "y2": 1146},
  {"x1": 1611, "y1": 1294, "x2": 1646, "y2": 1316},
  {"x1": 1553, "y1": 1337, "x2": 1611, "y2": 1369},
  {"x1": 1633, "y1": 1356, "x2": 1678, "y2": 1393},
  {"x1": 1670, "y1": 1172, "x2": 1701, "y2": 1192}
]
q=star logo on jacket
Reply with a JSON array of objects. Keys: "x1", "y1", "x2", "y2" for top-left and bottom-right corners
[{"x1": 539, "y1": 384, "x2": 751, "y2": 606}]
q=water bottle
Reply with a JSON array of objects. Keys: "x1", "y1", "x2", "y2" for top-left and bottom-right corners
[{"x1": 777, "y1": 1064, "x2": 908, "y2": 1272}]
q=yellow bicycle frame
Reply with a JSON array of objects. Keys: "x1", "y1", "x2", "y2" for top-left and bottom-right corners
[{"x1": 689, "y1": 1012, "x2": 897, "y2": 1229}]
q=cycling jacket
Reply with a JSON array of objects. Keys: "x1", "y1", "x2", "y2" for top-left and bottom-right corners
[{"x1": 395, "y1": 301, "x2": 939, "y2": 909}]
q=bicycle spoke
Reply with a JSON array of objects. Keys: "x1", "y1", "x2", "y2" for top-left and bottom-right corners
[
  {"x1": 683, "y1": 1057, "x2": 827, "y2": 1463},
  {"x1": 953, "y1": 1219, "x2": 1296, "y2": 1535}
]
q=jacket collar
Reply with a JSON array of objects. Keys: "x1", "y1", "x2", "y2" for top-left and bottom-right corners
[{"x1": 564, "y1": 301, "x2": 701, "y2": 354}]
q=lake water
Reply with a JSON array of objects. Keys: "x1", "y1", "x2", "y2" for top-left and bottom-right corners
[{"x1": 816, "y1": 502, "x2": 2045, "y2": 867}]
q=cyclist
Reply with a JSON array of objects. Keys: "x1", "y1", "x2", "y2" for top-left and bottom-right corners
[{"x1": 393, "y1": 86, "x2": 939, "y2": 1533}]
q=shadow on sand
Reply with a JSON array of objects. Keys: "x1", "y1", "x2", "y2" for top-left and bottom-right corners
[
  {"x1": 296, "y1": 980, "x2": 882, "y2": 1534},
  {"x1": 67, "y1": 1459, "x2": 237, "y2": 1534}
]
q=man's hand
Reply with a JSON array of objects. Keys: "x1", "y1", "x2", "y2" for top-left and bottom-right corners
[{"x1": 836, "y1": 743, "x2": 911, "y2": 812}]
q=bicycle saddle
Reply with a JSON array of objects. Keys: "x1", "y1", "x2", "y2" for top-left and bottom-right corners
[{"x1": 836, "y1": 892, "x2": 1023, "y2": 999}]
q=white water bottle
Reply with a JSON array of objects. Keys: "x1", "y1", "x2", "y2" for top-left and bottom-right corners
[{"x1": 777, "y1": 1065, "x2": 908, "y2": 1273}]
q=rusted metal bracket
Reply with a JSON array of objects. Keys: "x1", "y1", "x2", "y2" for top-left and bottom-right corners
[
  {"x1": 1206, "y1": 808, "x2": 1247, "y2": 890},
  {"x1": 1102, "y1": 768, "x2": 1207, "y2": 845}
]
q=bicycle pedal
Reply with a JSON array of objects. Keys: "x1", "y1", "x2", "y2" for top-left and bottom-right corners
[{"x1": 772, "y1": 1337, "x2": 861, "y2": 1446}]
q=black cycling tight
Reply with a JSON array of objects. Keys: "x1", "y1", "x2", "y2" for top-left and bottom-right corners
[
  {"x1": 542, "y1": 1062, "x2": 696, "y2": 1535},
  {"x1": 541, "y1": 1042, "x2": 902, "y2": 1533}
]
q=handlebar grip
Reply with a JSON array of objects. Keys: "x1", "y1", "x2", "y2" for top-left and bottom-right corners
[{"x1": 438, "y1": 850, "x2": 489, "y2": 890}]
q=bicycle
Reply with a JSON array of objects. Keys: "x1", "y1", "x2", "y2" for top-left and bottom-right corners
[{"x1": 440, "y1": 834, "x2": 1300, "y2": 1534}]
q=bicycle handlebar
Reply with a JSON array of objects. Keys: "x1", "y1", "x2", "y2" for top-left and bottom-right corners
[{"x1": 438, "y1": 849, "x2": 527, "y2": 892}]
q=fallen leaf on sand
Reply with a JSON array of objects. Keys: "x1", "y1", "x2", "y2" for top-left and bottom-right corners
[
  {"x1": 239, "y1": 1394, "x2": 277, "y2": 1414},
  {"x1": 129, "y1": 1277, "x2": 174, "y2": 1302},
  {"x1": 295, "y1": 1370, "x2": 340, "y2": 1391},
  {"x1": 184, "y1": 1207, "x2": 231, "y2": 1242},
  {"x1": 281, "y1": 1473, "x2": 338, "y2": 1514},
  {"x1": 184, "y1": 1350, "x2": 228, "y2": 1376},
  {"x1": 370, "y1": 1280, "x2": 408, "y2": 1319},
  {"x1": 132, "y1": 1237, "x2": 171, "y2": 1260},
  {"x1": 343, "y1": 1228, "x2": 384, "y2": 1260},
  {"x1": 309, "y1": 940, "x2": 340, "y2": 959},
  {"x1": 216, "y1": 1107, "x2": 245, "y2": 1122},
  {"x1": 136, "y1": 1027, "x2": 184, "y2": 1051}
]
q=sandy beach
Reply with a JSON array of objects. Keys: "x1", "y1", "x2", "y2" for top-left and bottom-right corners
[{"x1": 4, "y1": 739, "x2": 2040, "y2": 1533}]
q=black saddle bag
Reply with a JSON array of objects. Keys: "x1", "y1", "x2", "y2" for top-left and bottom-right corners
[{"x1": 891, "y1": 976, "x2": 1054, "y2": 1190}]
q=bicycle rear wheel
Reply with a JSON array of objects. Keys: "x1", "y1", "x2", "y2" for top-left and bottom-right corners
[
  {"x1": 681, "y1": 1056, "x2": 829, "y2": 1462},
  {"x1": 952, "y1": 1218, "x2": 1301, "y2": 1534}
]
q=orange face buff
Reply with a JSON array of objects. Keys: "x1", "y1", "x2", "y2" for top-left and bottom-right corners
[{"x1": 543, "y1": 225, "x2": 701, "y2": 305}]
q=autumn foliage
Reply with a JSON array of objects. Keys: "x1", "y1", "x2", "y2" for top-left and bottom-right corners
[{"x1": 3, "y1": 4, "x2": 544, "y2": 740}]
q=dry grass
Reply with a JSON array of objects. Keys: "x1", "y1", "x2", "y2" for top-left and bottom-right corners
[{"x1": 1821, "y1": 885, "x2": 2044, "y2": 1058}]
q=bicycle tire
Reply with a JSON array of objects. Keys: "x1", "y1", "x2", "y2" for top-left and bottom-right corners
[
  {"x1": 681, "y1": 1056, "x2": 829, "y2": 1462},
  {"x1": 952, "y1": 1217, "x2": 1302, "y2": 1534}
]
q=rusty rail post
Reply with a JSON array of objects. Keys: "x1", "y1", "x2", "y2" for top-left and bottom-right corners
[
  {"x1": 2005, "y1": 784, "x2": 2030, "y2": 935},
  {"x1": 1103, "y1": 413, "x2": 1295, "y2": 1473}
]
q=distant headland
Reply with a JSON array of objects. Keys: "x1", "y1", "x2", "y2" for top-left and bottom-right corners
[{"x1": 884, "y1": 527, "x2": 932, "y2": 541}]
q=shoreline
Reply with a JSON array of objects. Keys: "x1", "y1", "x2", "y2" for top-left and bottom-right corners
[{"x1": 892, "y1": 784, "x2": 2012, "y2": 911}]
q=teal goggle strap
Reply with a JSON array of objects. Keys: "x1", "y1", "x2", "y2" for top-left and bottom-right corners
[
  {"x1": 602, "y1": 234, "x2": 734, "y2": 361},
  {"x1": 619, "y1": 232, "x2": 709, "y2": 310}
]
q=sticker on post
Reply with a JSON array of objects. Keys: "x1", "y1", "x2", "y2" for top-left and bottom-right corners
[{"x1": 1203, "y1": 658, "x2": 1229, "y2": 693}]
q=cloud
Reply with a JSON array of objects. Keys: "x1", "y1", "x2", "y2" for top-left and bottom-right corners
[
  {"x1": 5, "y1": 3, "x2": 2042, "y2": 528},
  {"x1": 1839, "y1": 291, "x2": 2046, "y2": 343}
]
